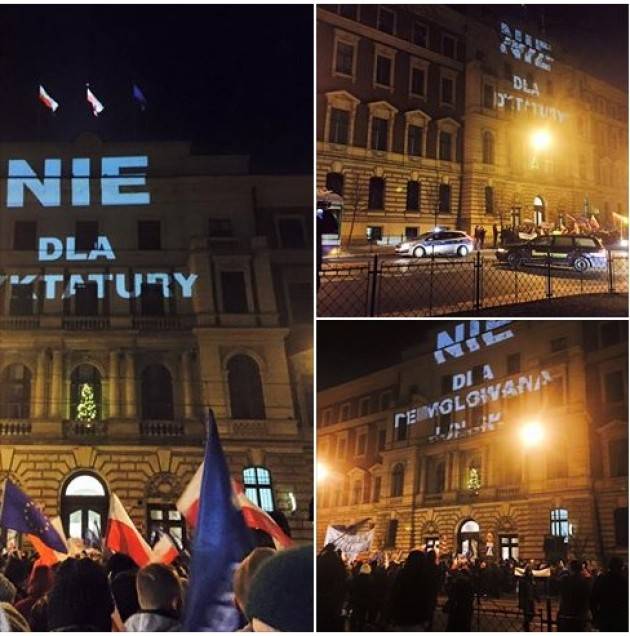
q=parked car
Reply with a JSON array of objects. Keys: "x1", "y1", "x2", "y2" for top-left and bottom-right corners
[
  {"x1": 395, "y1": 231, "x2": 474, "y2": 258},
  {"x1": 496, "y1": 234, "x2": 607, "y2": 272}
]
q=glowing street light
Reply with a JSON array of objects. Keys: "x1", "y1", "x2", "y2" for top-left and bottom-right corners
[
  {"x1": 530, "y1": 129, "x2": 552, "y2": 151},
  {"x1": 519, "y1": 421, "x2": 545, "y2": 448},
  {"x1": 317, "y1": 461, "x2": 330, "y2": 483}
]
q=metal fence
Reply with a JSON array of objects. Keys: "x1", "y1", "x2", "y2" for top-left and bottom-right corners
[{"x1": 318, "y1": 251, "x2": 629, "y2": 317}]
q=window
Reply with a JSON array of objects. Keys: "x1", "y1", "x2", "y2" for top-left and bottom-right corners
[
  {"x1": 288, "y1": 282, "x2": 312, "y2": 324},
  {"x1": 483, "y1": 84, "x2": 495, "y2": 109},
  {"x1": 13, "y1": 221, "x2": 37, "y2": 251},
  {"x1": 0, "y1": 364, "x2": 31, "y2": 419},
  {"x1": 340, "y1": 403, "x2": 351, "y2": 421},
  {"x1": 407, "y1": 125, "x2": 423, "y2": 156},
  {"x1": 75, "y1": 282, "x2": 98, "y2": 316},
  {"x1": 380, "y1": 391, "x2": 392, "y2": 410},
  {"x1": 394, "y1": 415, "x2": 408, "y2": 442},
  {"x1": 368, "y1": 177, "x2": 385, "y2": 210},
  {"x1": 141, "y1": 364, "x2": 173, "y2": 420},
  {"x1": 277, "y1": 217, "x2": 306, "y2": 249},
  {"x1": 442, "y1": 34, "x2": 456, "y2": 58},
  {"x1": 227, "y1": 355, "x2": 265, "y2": 419},
  {"x1": 550, "y1": 508, "x2": 570, "y2": 541},
  {"x1": 406, "y1": 181, "x2": 420, "y2": 211},
  {"x1": 500, "y1": 535, "x2": 519, "y2": 560},
  {"x1": 326, "y1": 172, "x2": 344, "y2": 196},
  {"x1": 209, "y1": 218, "x2": 233, "y2": 237},
  {"x1": 243, "y1": 466, "x2": 275, "y2": 512},
  {"x1": 10, "y1": 283, "x2": 34, "y2": 316},
  {"x1": 373, "y1": 476, "x2": 382, "y2": 502},
  {"x1": 410, "y1": 67, "x2": 426, "y2": 97},
  {"x1": 604, "y1": 370, "x2": 625, "y2": 403},
  {"x1": 551, "y1": 337, "x2": 568, "y2": 353},
  {"x1": 507, "y1": 353, "x2": 521, "y2": 375},
  {"x1": 377, "y1": 6, "x2": 395, "y2": 34},
  {"x1": 75, "y1": 221, "x2": 99, "y2": 252},
  {"x1": 609, "y1": 439, "x2": 628, "y2": 477},
  {"x1": 141, "y1": 283, "x2": 165, "y2": 316},
  {"x1": 356, "y1": 433, "x2": 367, "y2": 456},
  {"x1": 375, "y1": 55, "x2": 392, "y2": 87},
  {"x1": 439, "y1": 132, "x2": 452, "y2": 161},
  {"x1": 61, "y1": 473, "x2": 108, "y2": 542},
  {"x1": 137, "y1": 220, "x2": 161, "y2": 250},
  {"x1": 71, "y1": 364, "x2": 102, "y2": 421},
  {"x1": 337, "y1": 437, "x2": 347, "y2": 459},
  {"x1": 412, "y1": 22, "x2": 428, "y2": 47},
  {"x1": 147, "y1": 505, "x2": 186, "y2": 549},
  {"x1": 338, "y1": 5, "x2": 358, "y2": 20},
  {"x1": 439, "y1": 184, "x2": 451, "y2": 213},
  {"x1": 378, "y1": 429, "x2": 386, "y2": 451},
  {"x1": 485, "y1": 186, "x2": 494, "y2": 214},
  {"x1": 385, "y1": 518, "x2": 398, "y2": 547},
  {"x1": 352, "y1": 480, "x2": 362, "y2": 505},
  {"x1": 371, "y1": 117, "x2": 388, "y2": 151},
  {"x1": 321, "y1": 409, "x2": 332, "y2": 426},
  {"x1": 335, "y1": 41, "x2": 354, "y2": 76},
  {"x1": 614, "y1": 507, "x2": 628, "y2": 547},
  {"x1": 329, "y1": 108, "x2": 350, "y2": 144},
  {"x1": 391, "y1": 464, "x2": 405, "y2": 497},
  {"x1": 441, "y1": 76, "x2": 454, "y2": 105},
  {"x1": 405, "y1": 227, "x2": 418, "y2": 240},
  {"x1": 221, "y1": 271, "x2": 249, "y2": 313},
  {"x1": 482, "y1": 132, "x2": 495, "y2": 164},
  {"x1": 425, "y1": 537, "x2": 440, "y2": 551},
  {"x1": 359, "y1": 397, "x2": 370, "y2": 417},
  {"x1": 367, "y1": 226, "x2": 382, "y2": 241}
]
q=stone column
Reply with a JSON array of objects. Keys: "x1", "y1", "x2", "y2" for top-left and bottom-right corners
[
  {"x1": 124, "y1": 352, "x2": 137, "y2": 418},
  {"x1": 50, "y1": 350, "x2": 63, "y2": 418},
  {"x1": 181, "y1": 350, "x2": 193, "y2": 419},
  {"x1": 109, "y1": 351, "x2": 119, "y2": 418},
  {"x1": 451, "y1": 451, "x2": 460, "y2": 491},
  {"x1": 418, "y1": 456, "x2": 427, "y2": 495},
  {"x1": 33, "y1": 351, "x2": 47, "y2": 418}
]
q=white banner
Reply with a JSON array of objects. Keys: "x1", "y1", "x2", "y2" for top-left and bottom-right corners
[{"x1": 324, "y1": 526, "x2": 374, "y2": 558}]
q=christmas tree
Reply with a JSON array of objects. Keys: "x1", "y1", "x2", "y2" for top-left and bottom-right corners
[
  {"x1": 77, "y1": 383, "x2": 97, "y2": 421},
  {"x1": 467, "y1": 467, "x2": 481, "y2": 493}
]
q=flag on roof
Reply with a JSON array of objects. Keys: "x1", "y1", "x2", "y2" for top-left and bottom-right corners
[
  {"x1": 38, "y1": 85, "x2": 59, "y2": 112},
  {"x1": 132, "y1": 84, "x2": 148, "y2": 110},
  {"x1": 105, "y1": 493, "x2": 151, "y2": 567},
  {"x1": 0, "y1": 480, "x2": 67, "y2": 554},
  {"x1": 86, "y1": 86, "x2": 104, "y2": 116}
]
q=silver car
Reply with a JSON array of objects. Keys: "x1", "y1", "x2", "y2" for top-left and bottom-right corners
[{"x1": 395, "y1": 230, "x2": 474, "y2": 258}]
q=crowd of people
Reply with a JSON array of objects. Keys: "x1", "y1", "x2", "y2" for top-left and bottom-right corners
[
  {"x1": 0, "y1": 542, "x2": 313, "y2": 632},
  {"x1": 317, "y1": 545, "x2": 628, "y2": 632}
]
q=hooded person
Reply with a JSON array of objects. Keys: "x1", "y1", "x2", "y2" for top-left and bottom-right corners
[{"x1": 245, "y1": 545, "x2": 313, "y2": 632}]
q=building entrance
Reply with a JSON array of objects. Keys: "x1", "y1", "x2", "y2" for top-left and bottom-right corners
[{"x1": 458, "y1": 519, "x2": 480, "y2": 558}]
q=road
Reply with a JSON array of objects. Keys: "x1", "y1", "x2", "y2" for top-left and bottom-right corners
[{"x1": 318, "y1": 252, "x2": 629, "y2": 317}]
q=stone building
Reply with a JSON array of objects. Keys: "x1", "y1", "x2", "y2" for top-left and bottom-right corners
[
  {"x1": 0, "y1": 134, "x2": 313, "y2": 547},
  {"x1": 317, "y1": 320, "x2": 628, "y2": 563},
  {"x1": 317, "y1": 4, "x2": 628, "y2": 244}
]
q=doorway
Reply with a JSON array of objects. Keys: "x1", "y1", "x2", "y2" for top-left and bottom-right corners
[
  {"x1": 61, "y1": 472, "x2": 109, "y2": 544},
  {"x1": 533, "y1": 196, "x2": 545, "y2": 226},
  {"x1": 458, "y1": 519, "x2": 480, "y2": 558}
]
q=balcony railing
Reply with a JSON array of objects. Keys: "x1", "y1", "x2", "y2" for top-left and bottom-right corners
[
  {"x1": 132, "y1": 316, "x2": 195, "y2": 330},
  {"x1": 140, "y1": 420, "x2": 185, "y2": 437},
  {"x1": 0, "y1": 420, "x2": 32, "y2": 436},
  {"x1": 63, "y1": 420, "x2": 108, "y2": 438},
  {"x1": 0, "y1": 317, "x2": 40, "y2": 330},
  {"x1": 496, "y1": 485, "x2": 523, "y2": 499},
  {"x1": 62, "y1": 317, "x2": 111, "y2": 330}
]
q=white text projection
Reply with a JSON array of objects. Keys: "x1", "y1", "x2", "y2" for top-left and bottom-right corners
[
  {"x1": 2, "y1": 155, "x2": 198, "y2": 300},
  {"x1": 498, "y1": 23, "x2": 553, "y2": 71}
]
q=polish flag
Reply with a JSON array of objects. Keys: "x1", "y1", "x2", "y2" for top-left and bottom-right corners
[
  {"x1": 86, "y1": 86, "x2": 104, "y2": 117},
  {"x1": 176, "y1": 462, "x2": 293, "y2": 549},
  {"x1": 39, "y1": 85, "x2": 59, "y2": 112},
  {"x1": 150, "y1": 533, "x2": 179, "y2": 565},
  {"x1": 30, "y1": 517, "x2": 68, "y2": 567},
  {"x1": 105, "y1": 493, "x2": 151, "y2": 567}
]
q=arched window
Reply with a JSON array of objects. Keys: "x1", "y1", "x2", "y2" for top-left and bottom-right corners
[
  {"x1": 0, "y1": 365, "x2": 31, "y2": 419},
  {"x1": 391, "y1": 463, "x2": 405, "y2": 497},
  {"x1": 243, "y1": 466, "x2": 275, "y2": 512},
  {"x1": 70, "y1": 365, "x2": 102, "y2": 421},
  {"x1": 550, "y1": 508, "x2": 570, "y2": 541},
  {"x1": 482, "y1": 131, "x2": 495, "y2": 164},
  {"x1": 141, "y1": 365, "x2": 174, "y2": 420},
  {"x1": 227, "y1": 355, "x2": 265, "y2": 420},
  {"x1": 368, "y1": 177, "x2": 385, "y2": 210},
  {"x1": 61, "y1": 472, "x2": 108, "y2": 542},
  {"x1": 326, "y1": 172, "x2": 344, "y2": 196}
]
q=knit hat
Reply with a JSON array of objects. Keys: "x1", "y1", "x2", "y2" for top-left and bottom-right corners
[
  {"x1": 245, "y1": 545, "x2": 313, "y2": 632},
  {"x1": 0, "y1": 576, "x2": 16, "y2": 604},
  {"x1": 0, "y1": 602, "x2": 29, "y2": 632}
]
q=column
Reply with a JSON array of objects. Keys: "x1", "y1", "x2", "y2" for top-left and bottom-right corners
[
  {"x1": 124, "y1": 352, "x2": 137, "y2": 418},
  {"x1": 418, "y1": 456, "x2": 427, "y2": 495},
  {"x1": 109, "y1": 351, "x2": 119, "y2": 418},
  {"x1": 451, "y1": 451, "x2": 460, "y2": 491},
  {"x1": 482, "y1": 446, "x2": 490, "y2": 487},
  {"x1": 33, "y1": 351, "x2": 47, "y2": 418},
  {"x1": 181, "y1": 350, "x2": 193, "y2": 419},
  {"x1": 50, "y1": 350, "x2": 63, "y2": 418}
]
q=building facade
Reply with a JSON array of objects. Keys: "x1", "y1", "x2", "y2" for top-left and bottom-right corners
[
  {"x1": 317, "y1": 4, "x2": 628, "y2": 244},
  {"x1": 317, "y1": 321, "x2": 628, "y2": 564},
  {"x1": 0, "y1": 134, "x2": 313, "y2": 548}
]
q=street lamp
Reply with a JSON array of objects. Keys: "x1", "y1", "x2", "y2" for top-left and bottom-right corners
[
  {"x1": 530, "y1": 129, "x2": 552, "y2": 152},
  {"x1": 519, "y1": 421, "x2": 545, "y2": 448},
  {"x1": 317, "y1": 461, "x2": 330, "y2": 483}
]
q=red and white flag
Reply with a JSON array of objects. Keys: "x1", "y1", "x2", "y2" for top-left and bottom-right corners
[
  {"x1": 176, "y1": 462, "x2": 293, "y2": 549},
  {"x1": 150, "y1": 533, "x2": 179, "y2": 565},
  {"x1": 39, "y1": 85, "x2": 59, "y2": 112},
  {"x1": 86, "y1": 86, "x2": 104, "y2": 117},
  {"x1": 105, "y1": 493, "x2": 151, "y2": 567}
]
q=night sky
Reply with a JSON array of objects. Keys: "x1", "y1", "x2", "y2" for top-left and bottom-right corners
[
  {"x1": 0, "y1": 5, "x2": 313, "y2": 173},
  {"x1": 318, "y1": 321, "x2": 447, "y2": 390}
]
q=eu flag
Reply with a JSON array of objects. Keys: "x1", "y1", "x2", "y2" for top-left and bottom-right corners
[
  {"x1": 132, "y1": 84, "x2": 148, "y2": 111},
  {"x1": 0, "y1": 480, "x2": 67, "y2": 554},
  {"x1": 183, "y1": 410, "x2": 253, "y2": 631}
]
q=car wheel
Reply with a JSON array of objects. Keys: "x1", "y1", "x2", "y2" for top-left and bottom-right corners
[
  {"x1": 573, "y1": 257, "x2": 589, "y2": 273},
  {"x1": 507, "y1": 252, "x2": 521, "y2": 269},
  {"x1": 413, "y1": 246, "x2": 426, "y2": 258},
  {"x1": 457, "y1": 245, "x2": 469, "y2": 257}
]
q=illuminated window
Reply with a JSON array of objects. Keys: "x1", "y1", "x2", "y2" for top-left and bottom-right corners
[
  {"x1": 406, "y1": 181, "x2": 420, "y2": 211},
  {"x1": 0, "y1": 364, "x2": 31, "y2": 419},
  {"x1": 425, "y1": 536, "x2": 440, "y2": 551},
  {"x1": 227, "y1": 355, "x2": 265, "y2": 420},
  {"x1": 367, "y1": 226, "x2": 383, "y2": 241},
  {"x1": 61, "y1": 472, "x2": 108, "y2": 542},
  {"x1": 141, "y1": 364, "x2": 174, "y2": 420},
  {"x1": 70, "y1": 364, "x2": 102, "y2": 421},
  {"x1": 391, "y1": 463, "x2": 405, "y2": 497},
  {"x1": 243, "y1": 466, "x2": 275, "y2": 512},
  {"x1": 147, "y1": 504, "x2": 186, "y2": 549},
  {"x1": 137, "y1": 220, "x2": 161, "y2": 250},
  {"x1": 329, "y1": 108, "x2": 350, "y2": 144},
  {"x1": 13, "y1": 221, "x2": 37, "y2": 251},
  {"x1": 500, "y1": 535, "x2": 519, "y2": 560},
  {"x1": 550, "y1": 508, "x2": 570, "y2": 541},
  {"x1": 368, "y1": 177, "x2": 385, "y2": 210}
]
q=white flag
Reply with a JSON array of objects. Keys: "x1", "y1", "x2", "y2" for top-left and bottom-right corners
[{"x1": 86, "y1": 86, "x2": 104, "y2": 117}]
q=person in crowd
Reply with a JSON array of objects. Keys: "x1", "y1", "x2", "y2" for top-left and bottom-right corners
[
  {"x1": 110, "y1": 569, "x2": 140, "y2": 623},
  {"x1": 389, "y1": 550, "x2": 432, "y2": 630},
  {"x1": 245, "y1": 545, "x2": 313, "y2": 632},
  {"x1": 0, "y1": 602, "x2": 29, "y2": 632},
  {"x1": 367, "y1": 560, "x2": 387, "y2": 628},
  {"x1": 479, "y1": 225, "x2": 486, "y2": 249},
  {"x1": 518, "y1": 566, "x2": 535, "y2": 631},
  {"x1": 124, "y1": 563, "x2": 183, "y2": 632},
  {"x1": 492, "y1": 223, "x2": 499, "y2": 248},
  {"x1": 557, "y1": 559, "x2": 590, "y2": 631},
  {"x1": 316, "y1": 544, "x2": 346, "y2": 631},
  {"x1": 445, "y1": 562, "x2": 474, "y2": 632},
  {"x1": 0, "y1": 575, "x2": 16, "y2": 605},
  {"x1": 233, "y1": 547, "x2": 275, "y2": 631},
  {"x1": 15, "y1": 565, "x2": 53, "y2": 628},
  {"x1": 347, "y1": 562, "x2": 372, "y2": 631},
  {"x1": 590, "y1": 556, "x2": 628, "y2": 632},
  {"x1": 47, "y1": 557, "x2": 114, "y2": 631}
]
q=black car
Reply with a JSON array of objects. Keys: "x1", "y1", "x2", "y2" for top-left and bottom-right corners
[{"x1": 496, "y1": 234, "x2": 607, "y2": 272}]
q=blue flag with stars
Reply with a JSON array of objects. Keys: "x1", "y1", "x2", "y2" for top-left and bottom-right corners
[{"x1": 0, "y1": 480, "x2": 67, "y2": 553}]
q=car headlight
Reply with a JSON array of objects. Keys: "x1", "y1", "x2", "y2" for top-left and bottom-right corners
[
  {"x1": 497, "y1": 248, "x2": 507, "y2": 253},
  {"x1": 399, "y1": 242, "x2": 410, "y2": 250}
]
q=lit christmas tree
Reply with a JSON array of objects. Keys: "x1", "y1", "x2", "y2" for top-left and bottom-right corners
[
  {"x1": 467, "y1": 467, "x2": 481, "y2": 493},
  {"x1": 77, "y1": 383, "x2": 97, "y2": 422}
]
